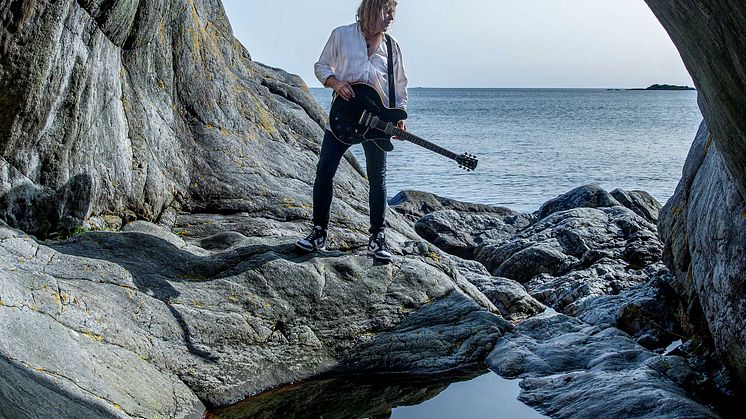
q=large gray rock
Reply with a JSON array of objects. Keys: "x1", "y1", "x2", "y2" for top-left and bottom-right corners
[
  {"x1": 644, "y1": 1, "x2": 746, "y2": 200},
  {"x1": 487, "y1": 312, "x2": 718, "y2": 418},
  {"x1": 464, "y1": 274, "x2": 546, "y2": 322},
  {"x1": 611, "y1": 188, "x2": 662, "y2": 223},
  {"x1": 643, "y1": 0, "x2": 746, "y2": 387},
  {"x1": 414, "y1": 209, "x2": 532, "y2": 260},
  {"x1": 389, "y1": 190, "x2": 512, "y2": 222},
  {"x1": 475, "y1": 204, "x2": 662, "y2": 293},
  {"x1": 0, "y1": 0, "x2": 381, "y2": 244},
  {"x1": 572, "y1": 273, "x2": 685, "y2": 350},
  {"x1": 0, "y1": 220, "x2": 510, "y2": 416},
  {"x1": 446, "y1": 256, "x2": 545, "y2": 321},
  {"x1": 658, "y1": 121, "x2": 746, "y2": 384},
  {"x1": 536, "y1": 184, "x2": 621, "y2": 220}
]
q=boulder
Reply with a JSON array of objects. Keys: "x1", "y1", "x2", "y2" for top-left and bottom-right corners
[
  {"x1": 571, "y1": 272, "x2": 684, "y2": 350},
  {"x1": 475, "y1": 206, "x2": 662, "y2": 291},
  {"x1": 487, "y1": 312, "x2": 718, "y2": 418},
  {"x1": 389, "y1": 190, "x2": 514, "y2": 222},
  {"x1": 610, "y1": 188, "x2": 662, "y2": 223},
  {"x1": 463, "y1": 274, "x2": 545, "y2": 321},
  {"x1": 414, "y1": 209, "x2": 532, "y2": 260},
  {"x1": 536, "y1": 184, "x2": 620, "y2": 220},
  {"x1": 658, "y1": 122, "x2": 746, "y2": 384}
]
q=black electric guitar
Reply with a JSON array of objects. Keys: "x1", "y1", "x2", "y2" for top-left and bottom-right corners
[{"x1": 329, "y1": 83, "x2": 478, "y2": 171}]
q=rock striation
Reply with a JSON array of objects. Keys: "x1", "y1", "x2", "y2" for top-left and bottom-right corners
[
  {"x1": 646, "y1": 0, "x2": 746, "y2": 391},
  {"x1": 0, "y1": 0, "x2": 365, "y2": 241},
  {"x1": 658, "y1": 121, "x2": 746, "y2": 385}
]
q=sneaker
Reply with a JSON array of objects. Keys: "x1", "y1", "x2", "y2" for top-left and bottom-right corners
[
  {"x1": 368, "y1": 231, "x2": 393, "y2": 262},
  {"x1": 295, "y1": 225, "x2": 327, "y2": 252}
]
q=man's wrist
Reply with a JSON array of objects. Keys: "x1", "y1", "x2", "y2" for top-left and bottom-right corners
[{"x1": 324, "y1": 76, "x2": 338, "y2": 89}]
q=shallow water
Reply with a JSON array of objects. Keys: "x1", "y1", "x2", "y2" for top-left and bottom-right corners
[
  {"x1": 207, "y1": 370, "x2": 548, "y2": 419},
  {"x1": 311, "y1": 88, "x2": 702, "y2": 212},
  {"x1": 390, "y1": 371, "x2": 547, "y2": 419}
]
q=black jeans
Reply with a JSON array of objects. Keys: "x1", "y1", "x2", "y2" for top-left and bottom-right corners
[{"x1": 313, "y1": 130, "x2": 387, "y2": 234}]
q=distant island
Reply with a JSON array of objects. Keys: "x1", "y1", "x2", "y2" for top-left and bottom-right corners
[{"x1": 627, "y1": 84, "x2": 696, "y2": 91}]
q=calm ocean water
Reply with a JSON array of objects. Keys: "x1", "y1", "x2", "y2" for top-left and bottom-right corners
[{"x1": 310, "y1": 88, "x2": 702, "y2": 212}]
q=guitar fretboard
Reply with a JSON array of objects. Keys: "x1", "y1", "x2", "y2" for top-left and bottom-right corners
[{"x1": 374, "y1": 121, "x2": 459, "y2": 161}]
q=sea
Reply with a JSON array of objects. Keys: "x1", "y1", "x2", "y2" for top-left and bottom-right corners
[{"x1": 310, "y1": 87, "x2": 702, "y2": 212}]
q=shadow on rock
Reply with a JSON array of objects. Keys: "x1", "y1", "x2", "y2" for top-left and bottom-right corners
[
  {"x1": 0, "y1": 172, "x2": 94, "y2": 239},
  {"x1": 49, "y1": 229, "x2": 343, "y2": 361}
]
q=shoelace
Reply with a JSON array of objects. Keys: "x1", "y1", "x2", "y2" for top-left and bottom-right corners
[
  {"x1": 305, "y1": 228, "x2": 325, "y2": 241},
  {"x1": 372, "y1": 234, "x2": 387, "y2": 250}
]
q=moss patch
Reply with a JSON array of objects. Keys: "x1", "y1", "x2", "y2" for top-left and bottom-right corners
[{"x1": 82, "y1": 330, "x2": 105, "y2": 343}]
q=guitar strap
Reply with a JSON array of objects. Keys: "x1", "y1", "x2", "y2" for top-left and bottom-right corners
[{"x1": 385, "y1": 34, "x2": 396, "y2": 108}]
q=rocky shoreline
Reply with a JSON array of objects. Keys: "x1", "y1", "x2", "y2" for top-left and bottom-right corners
[
  {"x1": 392, "y1": 185, "x2": 735, "y2": 417},
  {"x1": 2, "y1": 183, "x2": 733, "y2": 418},
  {"x1": 2, "y1": 0, "x2": 745, "y2": 417}
]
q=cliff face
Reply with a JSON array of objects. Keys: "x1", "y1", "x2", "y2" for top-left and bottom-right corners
[
  {"x1": 0, "y1": 0, "x2": 344, "y2": 238},
  {"x1": 645, "y1": 0, "x2": 746, "y2": 384},
  {"x1": 644, "y1": 1, "x2": 746, "y2": 200}
]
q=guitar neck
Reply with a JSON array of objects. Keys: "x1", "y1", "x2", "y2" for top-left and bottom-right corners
[{"x1": 387, "y1": 126, "x2": 460, "y2": 161}]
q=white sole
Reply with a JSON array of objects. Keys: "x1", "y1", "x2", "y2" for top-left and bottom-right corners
[{"x1": 368, "y1": 250, "x2": 392, "y2": 261}]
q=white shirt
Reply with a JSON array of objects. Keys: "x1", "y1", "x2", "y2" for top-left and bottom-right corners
[{"x1": 315, "y1": 23, "x2": 408, "y2": 111}]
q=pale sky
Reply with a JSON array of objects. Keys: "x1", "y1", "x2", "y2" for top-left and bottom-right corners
[{"x1": 222, "y1": 0, "x2": 694, "y2": 88}]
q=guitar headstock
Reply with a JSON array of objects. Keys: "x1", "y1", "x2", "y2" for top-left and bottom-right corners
[{"x1": 457, "y1": 153, "x2": 478, "y2": 171}]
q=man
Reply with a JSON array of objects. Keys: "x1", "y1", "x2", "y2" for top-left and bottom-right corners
[{"x1": 295, "y1": 0, "x2": 408, "y2": 262}]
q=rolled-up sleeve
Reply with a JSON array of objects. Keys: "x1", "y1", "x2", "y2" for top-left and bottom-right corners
[
  {"x1": 314, "y1": 29, "x2": 338, "y2": 85},
  {"x1": 393, "y1": 41, "x2": 408, "y2": 110}
]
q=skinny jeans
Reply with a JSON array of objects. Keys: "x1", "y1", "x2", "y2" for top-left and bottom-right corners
[{"x1": 313, "y1": 130, "x2": 387, "y2": 234}]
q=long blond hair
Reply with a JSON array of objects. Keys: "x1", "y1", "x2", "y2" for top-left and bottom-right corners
[{"x1": 356, "y1": 0, "x2": 397, "y2": 35}]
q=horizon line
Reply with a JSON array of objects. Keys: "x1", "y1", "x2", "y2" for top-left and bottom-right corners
[{"x1": 306, "y1": 85, "x2": 696, "y2": 90}]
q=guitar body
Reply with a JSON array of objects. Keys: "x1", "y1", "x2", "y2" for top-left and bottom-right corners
[{"x1": 329, "y1": 83, "x2": 407, "y2": 152}]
